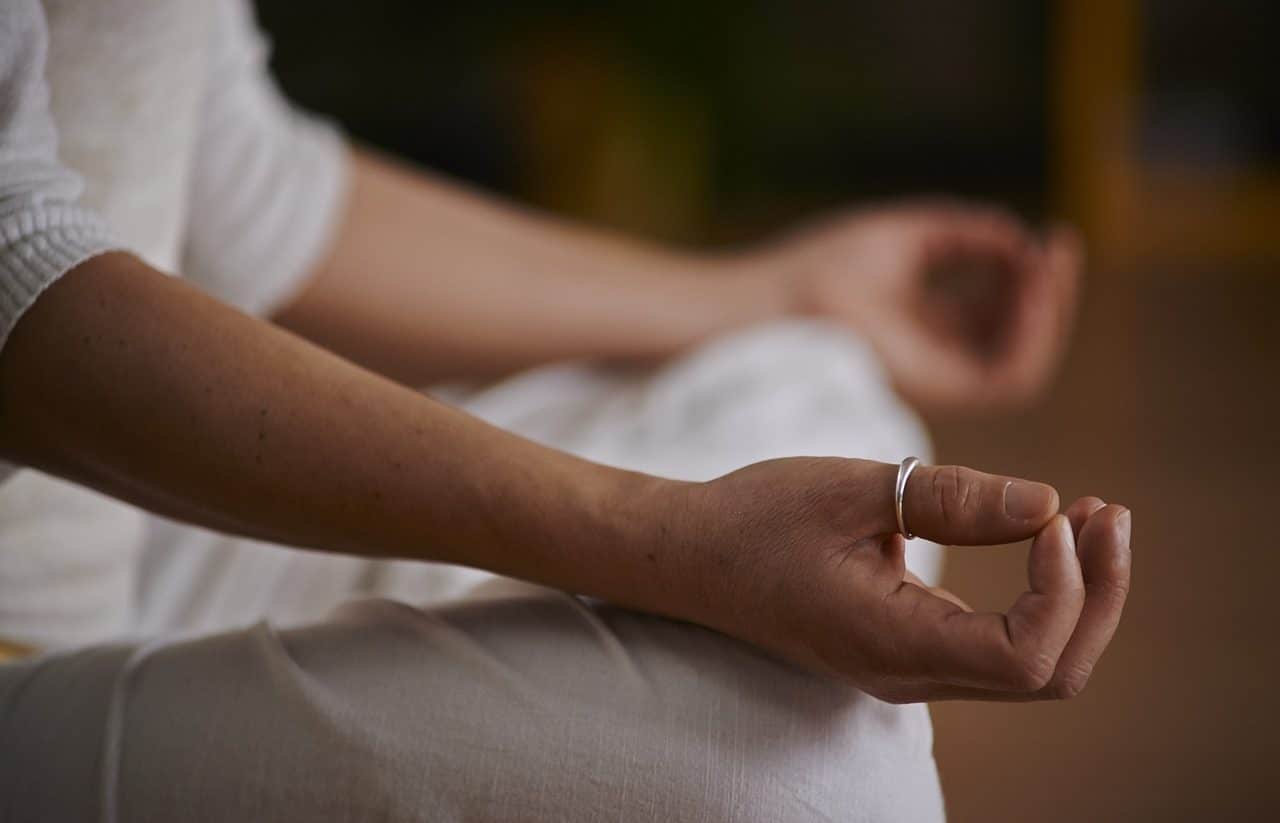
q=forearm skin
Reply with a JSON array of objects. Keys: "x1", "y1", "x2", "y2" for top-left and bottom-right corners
[
  {"x1": 273, "y1": 148, "x2": 788, "y2": 385},
  {"x1": 0, "y1": 254, "x2": 700, "y2": 618}
]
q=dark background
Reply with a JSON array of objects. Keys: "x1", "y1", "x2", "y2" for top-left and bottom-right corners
[
  {"x1": 258, "y1": 1, "x2": 1280, "y2": 819},
  {"x1": 259, "y1": 0, "x2": 1053, "y2": 241}
]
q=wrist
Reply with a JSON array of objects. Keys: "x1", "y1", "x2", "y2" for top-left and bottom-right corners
[
  {"x1": 695, "y1": 251, "x2": 796, "y2": 332},
  {"x1": 585, "y1": 467, "x2": 707, "y2": 621}
]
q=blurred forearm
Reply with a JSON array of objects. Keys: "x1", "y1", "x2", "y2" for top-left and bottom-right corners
[
  {"x1": 273, "y1": 148, "x2": 787, "y2": 385},
  {"x1": 0, "y1": 253, "x2": 692, "y2": 614}
]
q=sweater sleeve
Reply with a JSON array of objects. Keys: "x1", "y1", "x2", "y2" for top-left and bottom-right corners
[
  {"x1": 0, "y1": 0, "x2": 116, "y2": 354},
  {"x1": 179, "y1": 0, "x2": 348, "y2": 318}
]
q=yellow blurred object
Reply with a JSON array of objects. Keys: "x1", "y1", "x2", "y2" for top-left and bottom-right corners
[
  {"x1": 0, "y1": 636, "x2": 36, "y2": 662},
  {"x1": 514, "y1": 29, "x2": 713, "y2": 243}
]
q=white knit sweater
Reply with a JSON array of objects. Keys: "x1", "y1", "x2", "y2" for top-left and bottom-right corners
[
  {"x1": 0, "y1": 0, "x2": 346, "y2": 647},
  {"x1": 0, "y1": 0, "x2": 114, "y2": 351}
]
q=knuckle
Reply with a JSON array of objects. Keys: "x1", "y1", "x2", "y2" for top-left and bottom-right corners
[
  {"x1": 1007, "y1": 648, "x2": 1057, "y2": 692},
  {"x1": 1104, "y1": 547, "x2": 1134, "y2": 586},
  {"x1": 1094, "y1": 579, "x2": 1131, "y2": 610},
  {"x1": 932, "y1": 466, "x2": 984, "y2": 528},
  {"x1": 1050, "y1": 662, "x2": 1095, "y2": 700}
]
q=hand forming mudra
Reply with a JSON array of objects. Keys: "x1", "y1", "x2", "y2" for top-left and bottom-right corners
[
  {"x1": 659, "y1": 456, "x2": 1130, "y2": 704},
  {"x1": 764, "y1": 201, "x2": 1082, "y2": 413}
]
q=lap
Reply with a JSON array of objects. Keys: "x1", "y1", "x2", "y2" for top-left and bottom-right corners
[{"x1": 0, "y1": 590, "x2": 944, "y2": 822}]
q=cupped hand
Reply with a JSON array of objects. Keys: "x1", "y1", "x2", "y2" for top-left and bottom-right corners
[
  {"x1": 765, "y1": 202, "x2": 1083, "y2": 412},
  {"x1": 674, "y1": 458, "x2": 1130, "y2": 703}
]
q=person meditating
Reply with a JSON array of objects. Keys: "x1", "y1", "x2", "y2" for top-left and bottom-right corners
[{"x1": 0, "y1": 1, "x2": 1131, "y2": 820}]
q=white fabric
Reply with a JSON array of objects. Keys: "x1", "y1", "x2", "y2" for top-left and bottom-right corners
[
  {"x1": 1, "y1": 595, "x2": 945, "y2": 823},
  {"x1": 0, "y1": 0, "x2": 115, "y2": 353},
  {"x1": 179, "y1": 0, "x2": 348, "y2": 316},
  {"x1": 40, "y1": 0, "x2": 347, "y2": 305},
  {"x1": 42, "y1": 0, "x2": 210, "y2": 273},
  {"x1": 0, "y1": 0, "x2": 347, "y2": 644},
  {"x1": 0, "y1": 475, "x2": 145, "y2": 648}
]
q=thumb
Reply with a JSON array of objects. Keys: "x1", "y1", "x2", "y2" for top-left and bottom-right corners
[{"x1": 871, "y1": 461, "x2": 1059, "y2": 545}]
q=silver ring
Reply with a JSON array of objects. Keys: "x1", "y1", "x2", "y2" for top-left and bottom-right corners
[{"x1": 895, "y1": 457, "x2": 920, "y2": 539}]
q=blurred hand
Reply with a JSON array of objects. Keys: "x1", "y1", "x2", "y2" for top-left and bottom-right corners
[
  {"x1": 765, "y1": 202, "x2": 1083, "y2": 412},
  {"x1": 669, "y1": 458, "x2": 1130, "y2": 703}
]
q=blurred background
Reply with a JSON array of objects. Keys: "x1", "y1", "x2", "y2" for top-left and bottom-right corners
[{"x1": 258, "y1": 1, "x2": 1279, "y2": 819}]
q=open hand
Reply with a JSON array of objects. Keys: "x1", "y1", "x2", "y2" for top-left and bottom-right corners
[
  {"x1": 672, "y1": 458, "x2": 1130, "y2": 703},
  {"x1": 766, "y1": 203, "x2": 1083, "y2": 412}
]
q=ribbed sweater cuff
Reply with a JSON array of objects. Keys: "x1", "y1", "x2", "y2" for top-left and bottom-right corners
[
  {"x1": 0, "y1": 204, "x2": 117, "y2": 352},
  {"x1": 0, "y1": 206, "x2": 118, "y2": 486}
]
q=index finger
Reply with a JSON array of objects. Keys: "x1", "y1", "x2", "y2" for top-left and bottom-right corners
[
  {"x1": 888, "y1": 514, "x2": 1085, "y2": 691},
  {"x1": 900, "y1": 503, "x2": 1131, "y2": 703},
  {"x1": 1036, "y1": 503, "x2": 1131, "y2": 698}
]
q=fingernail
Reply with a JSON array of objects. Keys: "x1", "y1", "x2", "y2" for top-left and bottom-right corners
[
  {"x1": 1004, "y1": 480, "x2": 1056, "y2": 520},
  {"x1": 1115, "y1": 508, "x2": 1132, "y2": 543}
]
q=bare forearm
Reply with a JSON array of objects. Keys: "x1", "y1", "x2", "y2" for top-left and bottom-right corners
[
  {"x1": 274, "y1": 149, "x2": 786, "y2": 385},
  {"x1": 0, "y1": 254, "x2": 693, "y2": 614}
]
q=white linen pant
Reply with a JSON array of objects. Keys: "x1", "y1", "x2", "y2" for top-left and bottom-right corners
[{"x1": 0, "y1": 322, "x2": 946, "y2": 822}]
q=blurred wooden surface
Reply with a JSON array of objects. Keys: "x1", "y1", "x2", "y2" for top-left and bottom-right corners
[{"x1": 929, "y1": 268, "x2": 1280, "y2": 821}]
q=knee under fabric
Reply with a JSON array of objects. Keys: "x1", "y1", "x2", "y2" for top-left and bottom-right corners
[{"x1": 0, "y1": 593, "x2": 944, "y2": 822}]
